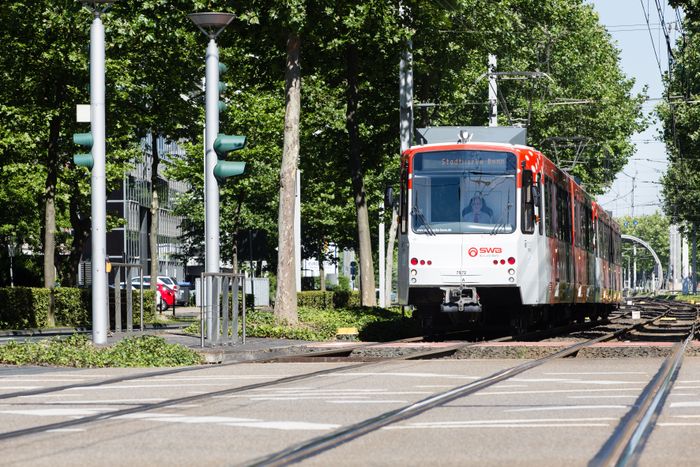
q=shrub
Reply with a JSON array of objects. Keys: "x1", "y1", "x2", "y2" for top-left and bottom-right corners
[
  {"x1": 0, "y1": 334, "x2": 201, "y2": 367},
  {"x1": 0, "y1": 287, "x2": 51, "y2": 328},
  {"x1": 54, "y1": 287, "x2": 90, "y2": 327},
  {"x1": 297, "y1": 291, "x2": 334, "y2": 308}
]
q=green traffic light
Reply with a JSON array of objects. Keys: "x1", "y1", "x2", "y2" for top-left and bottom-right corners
[
  {"x1": 214, "y1": 161, "x2": 246, "y2": 182},
  {"x1": 214, "y1": 134, "x2": 246, "y2": 156},
  {"x1": 74, "y1": 153, "x2": 94, "y2": 169},
  {"x1": 73, "y1": 132, "x2": 93, "y2": 147}
]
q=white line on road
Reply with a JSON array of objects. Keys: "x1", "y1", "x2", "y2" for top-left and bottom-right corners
[
  {"x1": 476, "y1": 387, "x2": 644, "y2": 396},
  {"x1": 326, "y1": 400, "x2": 408, "y2": 404},
  {"x1": 505, "y1": 405, "x2": 628, "y2": 412}
]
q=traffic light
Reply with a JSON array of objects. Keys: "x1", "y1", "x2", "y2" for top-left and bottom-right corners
[
  {"x1": 73, "y1": 132, "x2": 94, "y2": 169},
  {"x1": 218, "y1": 62, "x2": 228, "y2": 113},
  {"x1": 213, "y1": 134, "x2": 246, "y2": 183}
]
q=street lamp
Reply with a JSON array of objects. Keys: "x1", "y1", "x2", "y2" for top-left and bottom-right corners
[
  {"x1": 188, "y1": 11, "x2": 234, "y2": 342},
  {"x1": 78, "y1": 0, "x2": 115, "y2": 345},
  {"x1": 7, "y1": 241, "x2": 16, "y2": 288}
]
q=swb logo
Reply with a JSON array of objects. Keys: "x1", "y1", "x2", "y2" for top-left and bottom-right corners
[{"x1": 468, "y1": 247, "x2": 503, "y2": 257}]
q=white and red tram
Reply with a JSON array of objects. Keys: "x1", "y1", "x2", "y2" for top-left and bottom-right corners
[{"x1": 397, "y1": 137, "x2": 622, "y2": 331}]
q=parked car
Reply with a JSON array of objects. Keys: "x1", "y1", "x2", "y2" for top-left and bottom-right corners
[{"x1": 130, "y1": 276, "x2": 177, "y2": 311}]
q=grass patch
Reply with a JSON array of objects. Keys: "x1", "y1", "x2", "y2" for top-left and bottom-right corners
[
  {"x1": 0, "y1": 334, "x2": 202, "y2": 367},
  {"x1": 183, "y1": 306, "x2": 419, "y2": 342}
]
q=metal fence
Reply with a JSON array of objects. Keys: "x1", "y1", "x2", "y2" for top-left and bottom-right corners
[
  {"x1": 200, "y1": 272, "x2": 246, "y2": 347},
  {"x1": 110, "y1": 263, "x2": 144, "y2": 333}
]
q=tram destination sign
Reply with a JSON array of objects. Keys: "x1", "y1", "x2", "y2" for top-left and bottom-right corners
[{"x1": 414, "y1": 151, "x2": 516, "y2": 173}]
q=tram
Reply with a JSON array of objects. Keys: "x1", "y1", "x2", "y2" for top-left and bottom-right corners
[{"x1": 396, "y1": 127, "x2": 622, "y2": 332}]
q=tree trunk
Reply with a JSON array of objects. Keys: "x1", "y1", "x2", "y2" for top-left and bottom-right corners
[
  {"x1": 150, "y1": 134, "x2": 160, "y2": 295},
  {"x1": 385, "y1": 204, "x2": 398, "y2": 304},
  {"x1": 43, "y1": 114, "x2": 61, "y2": 325},
  {"x1": 346, "y1": 43, "x2": 376, "y2": 307},
  {"x1": 274, "y1": 32, "x2": 301, "y2": 325}
]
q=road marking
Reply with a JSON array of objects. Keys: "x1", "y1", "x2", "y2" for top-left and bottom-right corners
[
  {"x1": 568, "y1": 395, "x2": 638, "y2": 399},
  {"x1": 16, "y1": 394, "x2": 83, "y2": 398},
  {"x1": 388, "y1": 423, "x2": 610, "y2": 429},
  {"x1": 512, "y1": 378, "x2": 644, "y2": 386},
  {"x1": 323, "y1": 372, "x2": 480, "y2": 379},
  {"x1": 477, "y1": 387, "x2": 644, "y2": 396},
  {"x1": 0, "y1": 386, "x2": 41, "y2": 390},
  {"x1": 669, "y1": 401, "x2": 700, "y2": 408},
  {"x1": 119, "y1": 413, "x2": 339, "y2": 431},
  {"x1": 0, "y1": 408, "x2": 116, "y2": 417},
  {"x1": 545, "y1": 372, "x2": 647, "y2": 375},
  {"x1": 506, "y1": 405, "x2": 628, "y2": 412},
  {"x1": 46, "y1": 428, "x2": 86, "y2": 433},
  {"x1": 53, "y1": 398, "x2": 165, "y2": 404},
  {"x1": 326, "y1": 400, "x2": 408, "y2": 404},
  {"x1": 386, "y1": 417, "x2": 616, "y2": 429}
]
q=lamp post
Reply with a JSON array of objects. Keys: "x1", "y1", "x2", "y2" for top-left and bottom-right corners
[
  {"x1": 79, "y1": 0, "x2": 114, "y2": 345},
  {"x1": 7, "y1": 242, "x2": 15, "y2": 288},
  {"x1": 188, "y1": 12, "x2": 234, "y2": 342}
]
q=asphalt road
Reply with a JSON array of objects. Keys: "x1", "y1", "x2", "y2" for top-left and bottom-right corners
[{"x1": 1, "y1": 358, "x2": 700, "y2": 466}]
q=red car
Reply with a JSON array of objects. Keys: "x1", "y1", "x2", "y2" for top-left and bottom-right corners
[{"x1": 131, "y1": 276, "x2": 177, "y2": 311}]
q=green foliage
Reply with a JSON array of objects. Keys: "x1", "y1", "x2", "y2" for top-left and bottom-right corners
[
  {"x1": 0, "y1": 287, "x2": 156, "y2": 329},
  {"x1": 0, "y1": 334, "x2": 201, "y2": 367},
  {"x1": 53, "y1": 287, "x2": 90, "y2": 327},
  {"x1": 184, "y1": 305, "x2": 414, "y2": 342},
  {"x1": 659, "y1": 3, "x2": 700, "y2": 226},
  {"x1": 0, "y1": 287, "x2": 50, "y2": 329},
  {"x1": 617, "y1": 214, "x2": 670, "y2": 281},
  {"x1": 297, "y1": 291, "x2": 335, "y2": 308}
]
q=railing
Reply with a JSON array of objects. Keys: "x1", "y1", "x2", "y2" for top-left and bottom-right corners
[
  {"x1": 200, "y1": 272, "x2": 246, "y2": 347},
  {"x1": 110, "y1": 263, "x2": 144, "y2": 333}
]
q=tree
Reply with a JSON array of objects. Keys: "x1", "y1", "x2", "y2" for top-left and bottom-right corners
[{"x1": 618, "y1": 214, "x2": 670, "y2": 286}]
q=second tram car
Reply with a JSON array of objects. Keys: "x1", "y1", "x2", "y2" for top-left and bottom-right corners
[{"x1": 397, "y1": 132, "x2": 622, "y2": 332}]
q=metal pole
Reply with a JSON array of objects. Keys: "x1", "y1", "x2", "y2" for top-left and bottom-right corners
[
  {"x1": 693, "y1": 224, "x2": 698, "y2": 294},
  {"x1": 399, "y1": 41, "x2": 413, "y2": 154},
  {"x1": 295, "y1": 169, "x2": 301, "y2": 292},
  {"x1": 205, "y1": 38, "x2": 220, "y2": 341},
  {"x1": 90, "y1": 12, "x2": 108, "y2": 345},
  {"x1": 379, "y1": 202, "x2": 385, "y2": 307},
  {"x1": 488, "y1": 54, "x2": 498, "y2": 127}
]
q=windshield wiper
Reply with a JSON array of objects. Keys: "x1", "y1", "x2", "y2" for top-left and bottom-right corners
[
  {"x1": 411, "y1": 203, "x2": 435, "y2": 236},
  {"x1": 491, "y1": 194, "x2": 513, "y2": 235}
]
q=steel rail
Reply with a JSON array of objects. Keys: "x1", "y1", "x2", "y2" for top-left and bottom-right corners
[
  {"x1": 589, "y1": 315, "x2": 698, "y2": 466},
  {"x1": 0, "y1": 334, "x2": 514, "y2": 441},
  {"x1": 245, "y1": 316, "x2": 662, "y2": 467},
  {"x1": 0, "y1": 334, "x2": 431, "y2": 402}
]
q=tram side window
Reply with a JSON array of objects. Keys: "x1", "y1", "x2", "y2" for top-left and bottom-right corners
[
  {"x1": 584, "y1": 204, "x2": 593, "y2": 252},
  {"x1": 574, "y1": 201, "x2": 582, "y2": 248},
  {"x1": 521, "y1": 169, "x2": 535, "y2": 234},
  {"x1": 556, "y1": 185, "x2": 571, "y2": 243},
  {"x1": 544, "y1": 177, "x2": 555, "y2": 238}
]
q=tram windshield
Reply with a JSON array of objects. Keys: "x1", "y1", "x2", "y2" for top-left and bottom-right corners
[{"x1": 411, "y1": 150, "x2": 517, "y2": 234}]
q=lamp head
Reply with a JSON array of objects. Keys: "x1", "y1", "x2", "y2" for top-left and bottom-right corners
[
  {"x1": 188, "y1": 12, "x2": 235, "y2": 40},
  {"x1": 78, "y1": 0, "x2": 115, "y2": 16}
]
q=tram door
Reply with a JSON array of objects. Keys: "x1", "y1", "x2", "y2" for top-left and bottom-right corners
[{"x1": 520, "y1": 169, "x2": 541, "y2": 305}]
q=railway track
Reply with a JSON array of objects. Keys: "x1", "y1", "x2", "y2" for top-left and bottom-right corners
[{"x1": 0, "y1": 297, "x2": 695, "y2": 467}]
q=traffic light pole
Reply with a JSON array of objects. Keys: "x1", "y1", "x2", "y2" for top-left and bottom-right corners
[
  {"x1": 204, "y1": 38, "x2": 221, "y2": 342},
  {"x1": 90, "y1": 12, "x2": 108, "y2": 345}
]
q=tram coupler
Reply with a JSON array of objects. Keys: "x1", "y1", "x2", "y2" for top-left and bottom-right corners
[{"x1": 440, "y1": 286, "x2": 481, "y2": 313}]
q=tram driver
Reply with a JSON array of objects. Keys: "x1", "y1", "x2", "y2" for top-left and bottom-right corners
[{"x1": 462, "y1": 195, "x2": 493, "y2": 223}]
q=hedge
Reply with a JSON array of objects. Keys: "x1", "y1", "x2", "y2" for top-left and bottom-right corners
[
  {"x1": 297, "y1": 290, "x2": 361, "y2": 309},
  {"x1": 0, "y1": 287, "x2": 155, "y2": 330}
]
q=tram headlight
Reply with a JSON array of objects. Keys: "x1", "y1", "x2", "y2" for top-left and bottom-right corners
[
  {"x1": 508, "y1": 268, "x2": 515, "y2": 275},
  {"x1": 508, "y1": 277, "x2": 515, "y2": 283},
  {"x1": 411, "y1": 278, "x2": 417, "y2": 284}
]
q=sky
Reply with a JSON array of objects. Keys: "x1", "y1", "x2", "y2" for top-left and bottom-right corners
[{"x1": 588, "y1": 0, "x2": 682, "y2": 218}]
